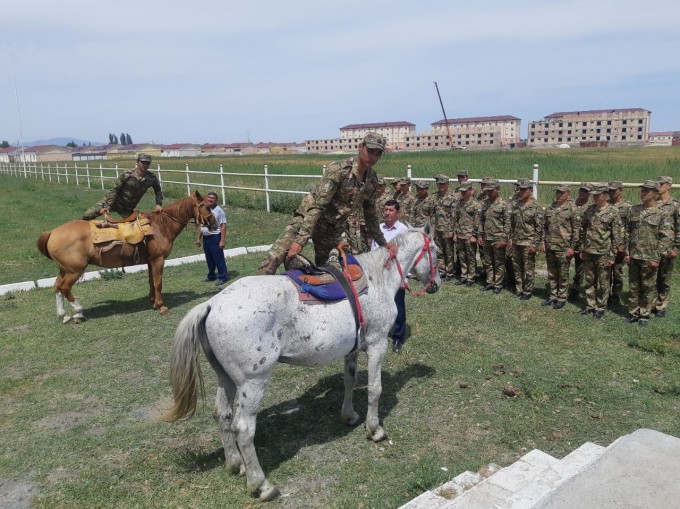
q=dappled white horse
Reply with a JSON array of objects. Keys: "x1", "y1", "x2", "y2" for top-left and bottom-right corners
[{"x1": 164, "y1": 227, "x2": 440, "y2": 501}]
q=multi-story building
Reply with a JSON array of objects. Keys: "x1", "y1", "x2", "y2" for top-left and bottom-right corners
[
  {"x1": 339, "y1": 121, "x2": 416, "y2": 151},
  {"x1": 648, "y1": 131, "x2": 680, "y2": 146},
  {"x1": 527, "y1": 108, "x2": 651, "y2": 148},
  {"x1": 404, "y1": 115, "x2": 521, "y2": 150},
  {"x1": 305, "y1": 137, "x2": 365, "y2": 154}
]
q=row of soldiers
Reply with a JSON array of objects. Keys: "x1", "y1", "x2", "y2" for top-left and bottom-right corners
[{"x1": 344, "y1": 172, "x2": 679, "y2": 325}]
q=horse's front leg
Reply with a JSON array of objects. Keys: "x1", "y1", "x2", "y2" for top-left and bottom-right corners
[
  {"x1": 148, "y1": 258, "x2": 168, "y2": 314},
  {"x1": 340, "y1": 351, "x2": 360, "y2": 426},
  {"x1": 365, "y1": 337, "x2": 388, "y2": 442}
]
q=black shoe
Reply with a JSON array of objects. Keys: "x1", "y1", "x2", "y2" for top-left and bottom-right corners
[
  {"x1": 542, "y1": 299, "x2": 554, "y2": 307},
  {"x1": 627, "y1": 316, "x2": 639, "y2": 323},
  {"x1": 568, "y1": 289, "x2": 579, "y2": 302},
  {"x1": 216, "y1": 279, "x2": 228, "y2": 286},
  {"x1": 522, "y1": 293, "x2": 531, "y2": 301},
  {"x1": 203, "y1": 277, "x2": 216, "y2": 282},
  {"x1": 492, "y1": 288, "x2": 502, "y2": 295},
  {"x1": 553, "y1": 301, "x2": 565, "y2": 310},
  {"x1": 442, "y1": 275, "x2": 452, "y2": 282},
  {"x1": 392, "y1": 339, "x2": 404, "y2": 353},
  {"x1": 579, "y1": 308, "x2": 591, "y2": 315},
  {"x1": 465, "y1": 280, "x2": 474, "y2": 287},
  {"x1": 655, "y1": 310, "x2": 666, "y2": 318},
  {"x1": 638, "y1": 319, "x2": 649, "y2": 326},
  {"x1": 594, "y1": 310, "x2": 604, "y2": 319},
  {"x1": 454, "y1": 279, "x2": 466, "y2": 286},
  {"x1": 481, "y1": 284, "x2": 494, "y2": 291}
]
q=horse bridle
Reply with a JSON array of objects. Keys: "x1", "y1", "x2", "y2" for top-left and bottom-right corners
[
  {"x1": 161, "y1": 200, "x2": 216, "y2": 228},
  {"x1": 385, "y1": 232, "x2": 438, "y2": 297}
]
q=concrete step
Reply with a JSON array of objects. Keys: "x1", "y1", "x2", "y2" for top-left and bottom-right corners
[{"x1": 399, "y1": 470, "x2": 488, "y2": 509}]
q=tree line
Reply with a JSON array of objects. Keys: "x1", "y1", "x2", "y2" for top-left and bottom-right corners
[{"x1": 109, "y1": 133, "x2": 134, "y2": 145}]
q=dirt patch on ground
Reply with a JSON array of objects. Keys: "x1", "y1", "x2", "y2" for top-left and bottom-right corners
[
  {"x1": 33, "y1": 411, "x2": 90, "y2": 433},
  {"x1": 0, "y1": 478, "x2": 39, "y2": 509}
]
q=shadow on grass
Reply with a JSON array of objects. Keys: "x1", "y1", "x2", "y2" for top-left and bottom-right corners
[
  {"x1": 85, "y1": 290, "x2": 213, "y2": 319},
  {"x1": 172, "y1": 363, "x2": 436, "y2": 474}
]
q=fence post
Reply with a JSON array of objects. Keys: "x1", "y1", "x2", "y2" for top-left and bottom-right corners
[
  {"x1": 157, "y1": 163, "x2": 163, "y2": 191},
  {"x1": 64, "y1": 163, "x2": 69, "y2": 184},
  {"x1": 99, "y1": 164, "x2": 105, "y2": 189},
  {"x1": 75, "y1": 163, "x2": 79, "y2": 186},
  {"x1": 264, "y1": 164, "x2": 271, "y2": 213},
  {"x1": 115, "y1": 163, "x2": 119, "y2": 178},
  {"x1": 219, "y1": 164, "x2": 225, "y2": 206},
  {"x1": 532, "y1": 163, "x2": 539, "y2": 199},
  {"x1": 48, "y1": 163, "x2": 52, "y2": 182},
  {"x1": 86, "y1": 163, "x2": 91, "y2": 188},
  {"x1": 185, "y1": 163, "x2": 191, "y2": 196},
  {"x1": 407, "y1": 164, "x2": 412, "y2": 180},
  {"x1": 56, "y1": 163, "x2": 61, "y2": 184}
]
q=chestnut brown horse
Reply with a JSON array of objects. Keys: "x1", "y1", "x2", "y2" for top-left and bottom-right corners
[{"x1": 37, "y1": 191, "x2": 218, "y2": 323}]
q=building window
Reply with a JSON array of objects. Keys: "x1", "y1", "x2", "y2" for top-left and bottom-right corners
[
  {"x1": 607, "y1": 121, "x2": 612, "y2": 125},
  {"x1": 638, "y1": 135, "x2": 642, "y2": 139},
  {"x1": 597, "y1": 121, "x2": 602, "y2": 126}
]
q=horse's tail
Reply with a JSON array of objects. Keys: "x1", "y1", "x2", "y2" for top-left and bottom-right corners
[
  {"x1": 162, "y1": 301, "x2": 212, "y2": 423},
  {"x1": 37, "y1": 231, "x2": 53, "y2": 260}
]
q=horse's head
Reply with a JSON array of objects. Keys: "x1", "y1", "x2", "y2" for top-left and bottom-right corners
[
  {"x1": 409, "y1": 224, "x2": 440, "y2": 295},
  {"x1": 193, "y1": 191, "x2": 219, "y2": 230}
]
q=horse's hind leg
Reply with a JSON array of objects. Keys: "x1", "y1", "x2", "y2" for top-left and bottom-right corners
[
  {"x1": 232, "y1": 378, "x2": 280, "y2": 501},
  {"x1": 55, "y1": 271, "x2": 85, "y2": 323},
  {"x1": 213, "y1": 374, "x2": 245, "y2": 476},
  {"x1": 365, "y1": 341, "x2": 388, "y2": 442},
  {"x1": 341, "y1": 351, "x2": 361, "y2": 426}
]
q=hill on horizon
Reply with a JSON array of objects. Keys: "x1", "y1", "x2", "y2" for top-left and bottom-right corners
[{"x1": 24, "y1": 137, "x2": 103, "y2": 147}]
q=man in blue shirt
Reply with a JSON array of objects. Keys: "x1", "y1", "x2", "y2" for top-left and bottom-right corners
[
  {"x1": 196, "y1": 192, "x2": 228, "y2": 285},
  {"x1": 372, "y1": 200, "x2": 409, "y2": 352}
]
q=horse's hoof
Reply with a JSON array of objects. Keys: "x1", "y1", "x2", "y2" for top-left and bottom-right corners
[
  {"x1": 342, "y1": 411, "x2": 361, "y2": 426},
  {"x1": 226, "y1": 462, "x2": 245, "y2": 477},
  {"x1": 71, "y1": 316, "x2": 85, "y2": 324},
  {"x1": 259, "y1": 482, "x2": 280, "y2": 502},
  {"x1": 62, "y1": 315, "x2": 72, "y2": 324},
  {"x1": 159, "y1": 306, "x2": 169, "y2": 315},
  {"x1": 367, "y1": 426, "x2": 387, "y2": 442}
]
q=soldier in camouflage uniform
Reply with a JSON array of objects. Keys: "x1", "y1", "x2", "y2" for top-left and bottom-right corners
[
  {"x1": 608, "y1": 181, "x2": 631, "y2": 304},
  {"x1": 569, "y1": 183, "x2": 592, "y2": 301},
  {"x1": 504, "y1": 182, "x2": 521, "y2": 290},
  {"x1": 653, "y1": 176, "x2": 680, "y2": 317},
  {"x1": 82, "y1": 153, "x2": 163, "y2": 220},
  {"x1": 577, "y1": 184, "x2": 623, "y2": 318},
  {"x1": 344, "y1": 204, "x2": 368, "y2": 254},
  {"x1": 509, "y1": 178, "x2": 544, "y2": 300},
  {"x1": 375, "y1": 175, "x2": 391, "y2": 213},
  {"x1": 429, "y1": 174, "x2": 456, "y2": 280},
  {"x1": 453, "y1": 183, "x2": 481, "y2": 286},
  {"x1": 411, "y1": 180, "x2": 431, "y2": 227},
  {"x1": 256, "y1": 133, "x2": 395, "y2": 274},
  {"x1": 395, "y1": 177, "x2": 417, "y2": 225},
  {"x1": 542, "y1": 184, "x2": 578, "y2": 309},
  {"x1": 625, "y1": 180, "x2": 673, "y2": 325},
  {"x1": 479, "y1": 179, "x2": 510, "y2": 294}
]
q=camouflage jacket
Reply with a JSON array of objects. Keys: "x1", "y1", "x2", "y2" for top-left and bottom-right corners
[
  {"x1": 97, "y1": 169, "x2": 163, "y2": 216},
  {"x1": 571, "y1": 200, "x2": 590, "y2": 251},
  {"x1": 611, "y1": 200, "x2": 632, "y2": 249},
  {"x1": 627, "y1": 205, "x2": 673, "y2": 262},
  {"x1": 453, "y1": 198, "x2": 481, "y2": 238},
  {"x1": 657, "y1": 197, "x2": 680, "y2": 249},
  {"x1": 411, "y1": 194, "x2": 431, "y2": 227},
  {"x1": 395, "y1": 192, "x2": 417, "y2": 225},
  {"x1": 375, "y1": 192, "x2": 391, "y2": 217},
  {"x1": 428, "y1": 191, "x2": 456, "y2": 233},
  {"x1": 578, "y1": 204, "x2": 622, "y2": 257},
  {"x1": 294, "y1": 156, "x2": 386, "y2": 246},
  {"x1": 480, "y1": 198, "x2": 510, "y2": 244},
  {"x1": 510, "y1": 199, "x2": 544, "y2": 247},
  {"x1": 544, "y1": 201, "x2": 579, "y2": 251}
]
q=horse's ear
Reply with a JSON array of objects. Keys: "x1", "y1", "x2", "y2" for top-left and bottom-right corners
[
  {"x1": 424, "y1": 223, "x2": 431, "y2": 236},
  {"x1": 194, "y1": 190, "x2": 203, "y2": 201}
]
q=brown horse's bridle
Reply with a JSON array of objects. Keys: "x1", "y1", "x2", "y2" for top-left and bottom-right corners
[{"x1": 161, "y1": 200, "x2": 215, "y2": 228}]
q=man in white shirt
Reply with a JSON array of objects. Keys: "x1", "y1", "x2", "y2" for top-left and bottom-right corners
[
  {"x1": 372, "y1": 200, "x2": 409, "y2": 352},
  {"x1": 196, "y1": 192, "x2": 228, "y2": 285}
]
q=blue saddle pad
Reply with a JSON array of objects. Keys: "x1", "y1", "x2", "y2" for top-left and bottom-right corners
[{"x1": 282, "y1": 256, "x2": 363, "y2": 302}]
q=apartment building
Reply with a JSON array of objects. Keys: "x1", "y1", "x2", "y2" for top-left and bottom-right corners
[
  {"x1": 405, "y1": 115, "x2": 521, "y2": 150},
  {"x1": 339, "y1": 121, "x2": 416, "y2": 151},
  {"x1": 527, "y1": 108, "x2": 651, "y2": 148}
]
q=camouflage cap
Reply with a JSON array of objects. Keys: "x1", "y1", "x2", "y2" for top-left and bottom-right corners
[
  {"x1": 641, "y1": 180, "x2": 660, "y2": 191},
  {"x1": 137, "y1": 153, "x2": 152, "y2": 162},
  {"x1": 608, "y1": 180, "x2": 623, "y2": 190},
  {"x1": 457, "y1": 184, "x2": 473, "y2": 192},
  {"x1": 555, "y1": 184, "x2": 571, "y2": 193},
  {"x1": 414, "y1": 180, "x2": 429, "y2": 189},
  {"x1": 656, "y1": 176, "x2": 673, "y2": 185},
  {"x1": 589, "y1": 183, "x2": 609, "y2": 194},
  {"x1": 516, "y1": 178, "x2": 532, "y2": 189},
  {"x1": 363, "y1": 132, "x2": 387, "y2": 151},
  {"x1": 399, "y1": 177, "x2": 411, "y2": 185},
  {"x1": 434, "y1": 174, "x2": 449, "y2": 184},
  {"x1": 483, "y1": 178, "x2": 500, "y2": 190},
  {"x1": 457, "y1": 169, "x2": 469, "y2": 177},
  {"x1": 390, "y1": 179, "x2": 399, "y2": 187},
  {"x1": 480, "y1": 176, "x2": 494, "y2": 185},
  {"x1": 578, "y1": 182, "x2": 592, "y2": 191},
  {"x1": 376, "y1": 175, "x2": 386, "y2": 185}
]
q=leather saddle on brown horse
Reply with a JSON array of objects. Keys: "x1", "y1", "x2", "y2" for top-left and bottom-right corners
[{"x1": 89, "y1": 211, "x2": 153, "y2": 251}]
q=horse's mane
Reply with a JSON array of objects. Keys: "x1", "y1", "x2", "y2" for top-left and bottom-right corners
[
  {"x1": 146, "y1": 196, "x2": 194, "y2": 229},
  {"x1": 354, "y1": 228, "x2": 423, "y2": 284}
]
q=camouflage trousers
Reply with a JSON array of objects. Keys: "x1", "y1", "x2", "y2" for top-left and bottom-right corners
[
  {"x1": 456, "y1": 238, "x2": 477, "y2": 282},
  {"x1": 481, "y1": 242, "x2": 506, "y2": 289},
  {"x1": 505, "y1": 246, "x2": 515, "y2": 289},
  {"x1": 82, "y1": 206, "x2": 133, "y2": 221},
  {"x1": 628, "y1": 259, "x2": 658, "y2": 319},
  {"x1": 257, "y1": 217, "x2": 343, "y2": 275},
  {"x1": 345, "y1": 221, "x2": 369, "y2": 254},
  {"x1": 434, "y1": 231, "x2": 455, "y2": 278},
  {"x1": 654, "y1": 255, "x2": 676, "y2": 312},
  {"x1": 546, "y1": 249, "x2": 572, "y2": 303},
  {"x1": 610, "y1": 258, "x2": 626, "y2": 301},
  {"x1": 512, "y1": 245, "x2": 536, "y2": 295},
  {"x1": 572, "y1": 254, "x2": 584, "y2": 294},
  {"x1": 583, "y1": 253, "x2": 612, "y2": 312}
]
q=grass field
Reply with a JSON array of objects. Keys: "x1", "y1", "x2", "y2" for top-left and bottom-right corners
[{"x1": 1, "y1": 147, "x2": 679, "y2": 508}]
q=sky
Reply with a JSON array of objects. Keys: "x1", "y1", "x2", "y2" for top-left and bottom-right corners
[{"x1": 2, "y1": 0, "x2": 679, "y2": 146}]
